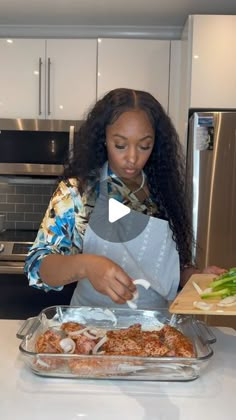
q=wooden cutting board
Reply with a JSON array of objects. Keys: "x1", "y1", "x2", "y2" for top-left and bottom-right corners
[{"x1": 169, "y1": 274, "x2": 236, "y2": 316}]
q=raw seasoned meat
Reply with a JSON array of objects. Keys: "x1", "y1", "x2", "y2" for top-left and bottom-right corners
[
  {"x1": 103, "y1": 324, "x2": 171, "y2": 357},
  {"x1": 74, "y1": 334, "x2": 97, "y2": 355},
  {"x1": 34, "y1": 322, "x2": 196, "y2": 359},
  {"x1": 160, "y1": 325, "x2": 196, "y2": 358},
  {"x1": 35, "y1": 330, "x2": 64, "y2": 353},
  {"x1": 60, "y1": 322, "x2": 85, "y2": 333}
]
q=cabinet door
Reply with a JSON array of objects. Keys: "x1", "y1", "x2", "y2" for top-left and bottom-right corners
[
  {"x1": 190, "y1": 15, "x2": 236, "y2": 108},
  {"x1": 46, "y1": 39, "x2": 97, "y2": 120},
  {"x1": 97, "y1": 39, "x2": 170, "y2": 111},
  {"x1": 0, "y1": 39, "x2": 46, "y2": 118}
]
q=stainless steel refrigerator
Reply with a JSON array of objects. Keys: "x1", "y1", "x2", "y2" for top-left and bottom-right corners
[{"x1": 186, "y1": 111, "x2": 236, "y2": 270}]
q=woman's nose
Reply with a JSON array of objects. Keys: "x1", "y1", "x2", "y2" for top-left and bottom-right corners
[{"x1": 126, "y1": 147, "x2": 137, "y2": 164}]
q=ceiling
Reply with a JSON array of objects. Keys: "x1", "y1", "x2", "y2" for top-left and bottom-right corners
[{"x1": 0, "y1": 0, "x2": 236, "y2": 28}]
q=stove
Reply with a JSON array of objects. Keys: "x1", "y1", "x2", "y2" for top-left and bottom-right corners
[
  {"x1": 0, "y1": 230, "x2": 37, "y2": 274},
  {"x1": 0, "y1": 229, "x2": 77, "y2": 318}
]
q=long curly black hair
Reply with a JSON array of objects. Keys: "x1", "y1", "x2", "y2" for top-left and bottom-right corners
[{"x1": 63, "y1": 88, "x2": 194, "y2": 269}]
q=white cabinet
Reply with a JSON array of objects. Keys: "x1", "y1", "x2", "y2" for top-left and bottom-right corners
[
  {"x1": 46, "y1": 40, "x2": 97, "y2": 120},
  {"x1": 0, "y1": 39, "x2": 45, "y2": 119},
  {"x1": 190, "y1": 15, "x2": 236, "y2": 109},
  {"x1": 97, "y1": 39, "x2": 170, "y2": 112},
  {"x1": 0, "y1": 39, "x2": 97, "y2": 120},
  {"x1": 178, "y1": 15, "x2": 236, "y2": 149}
]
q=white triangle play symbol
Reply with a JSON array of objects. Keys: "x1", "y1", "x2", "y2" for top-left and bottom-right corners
[{"x1": 108, "y1": 198, "x2": 131, "y2": 223}]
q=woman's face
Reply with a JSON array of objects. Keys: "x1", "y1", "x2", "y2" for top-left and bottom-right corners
[{"x1": 105, "y1": 110, "x2": 155, "y2": 180}]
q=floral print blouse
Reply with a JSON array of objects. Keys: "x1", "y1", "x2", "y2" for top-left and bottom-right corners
[{"x1": 24, "y1": 166, "x2": 158, "y2": 291}]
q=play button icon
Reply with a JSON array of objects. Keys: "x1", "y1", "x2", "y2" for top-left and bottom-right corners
[
  {"x1": 108, "y1": 198, "x2": 130, "y2": 223},
  {"x1": 88, "y1": 179, "x2": 150, "y2": 243}
]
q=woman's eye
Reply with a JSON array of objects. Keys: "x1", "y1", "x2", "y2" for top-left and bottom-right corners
[
  {"x1": 114, "y1": 144, "x2": 152, "y2": 151},
  {"x1": 115, "y1": 144, "x2": 126, "y2": 149},
  {"x1": 140, "y1": 145, "x2": 152, "y2": 151}
]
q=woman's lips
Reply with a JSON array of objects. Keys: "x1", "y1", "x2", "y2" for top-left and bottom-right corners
[{"x1": 124, "y1": 168, "x2": 137, "y2": 175}]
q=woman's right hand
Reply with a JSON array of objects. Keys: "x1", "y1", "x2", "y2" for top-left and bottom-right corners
[{"x1": 82, "y1": 255, "x2": 136, "y2": 304}]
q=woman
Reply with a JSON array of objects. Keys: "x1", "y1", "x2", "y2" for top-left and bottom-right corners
[{"x1": 24, "y1": 88, "x2": 224, "y2": 309}]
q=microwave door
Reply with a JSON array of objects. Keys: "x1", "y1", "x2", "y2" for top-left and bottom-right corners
[{"x1": 0, "y1": 118, "x2": 81, "y2": 176}]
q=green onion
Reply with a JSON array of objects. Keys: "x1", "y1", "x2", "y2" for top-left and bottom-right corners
[{"x1": 201, "y1": 288, "x2": 230, "y2": 299}]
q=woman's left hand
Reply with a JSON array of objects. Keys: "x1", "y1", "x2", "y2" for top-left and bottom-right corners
[
  {"x1": 180, "y1": 264, "x2": 227, "y2": 287},
  {"x1": 202, "y1": 265, "x2": 227, "y2": 276}
]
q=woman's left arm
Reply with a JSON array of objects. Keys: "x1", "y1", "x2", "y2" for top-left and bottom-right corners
[{"x1": 180, "y1": 265, "x2": 227, "y2": 288}]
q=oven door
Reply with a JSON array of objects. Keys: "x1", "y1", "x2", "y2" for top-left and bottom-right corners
[
  {"x1": 0, "y1": 229, "x2": 76, "y2": 318},
  {"x1": 0, "y1": 238, "x2": 33, "y2": 274},
  {"x1": 0, "y1": 274, "x2": 76, "y2": 319},
  {"x1": 0, "y1": 260, "x2": 25, "y2": 274}
]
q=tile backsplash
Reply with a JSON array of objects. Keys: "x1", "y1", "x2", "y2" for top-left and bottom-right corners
[{"x1": 0, "y1": 178, "x2": 57, "y2": 230}]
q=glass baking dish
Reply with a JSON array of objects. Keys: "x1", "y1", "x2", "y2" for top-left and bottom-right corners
[{"x1": 17, "y1": 305, "x2": 216, "y2": 381}]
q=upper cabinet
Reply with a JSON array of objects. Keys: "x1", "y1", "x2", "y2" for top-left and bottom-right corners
[
  {"x1": 177, "y1": 15, "x2": 236, "y2": 149},
  {"x1": 0, "y1": 39, "x2": 97, "y2": 120},
  {"x1": 46, "y1": 40, "x2": 97, "y2": 120},
  {"x1": 97, "y1": 39, "x2": 170, "y2": 112},
  {"x1": 188, "y1": 15, "x2": 236, "y2": 109},
  {"x1": 0, "y1": 39, "x2": 45, "y2": 119}
]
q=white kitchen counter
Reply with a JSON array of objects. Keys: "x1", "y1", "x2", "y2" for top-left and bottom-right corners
[{"x1": 0, "y1": 319, "x2": 235, "y2": 420}]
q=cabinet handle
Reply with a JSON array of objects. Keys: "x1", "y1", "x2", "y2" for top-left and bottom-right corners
[
  {"x1": 47, "y1": 57, "x2": 51, "y2": 115},
  {"x1": 38, "y1": 57, "x2": 42, "y2": 115}
]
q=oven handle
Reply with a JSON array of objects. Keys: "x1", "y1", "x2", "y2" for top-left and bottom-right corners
[{"x1": 16, "y1": 316, "x2": 41, "y2": 339}]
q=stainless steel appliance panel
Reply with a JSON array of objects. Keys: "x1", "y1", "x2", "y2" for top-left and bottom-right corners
[
  {"x1": 0, "y1": 230, "x2": 36, "y2": 273},
  {"x1": 186, "y1": 112, "x2": 236, "y2": 269},
  {"x1": 0, "y1": 229, "x2": 76, "y2": 319},
  {"x1": 0, "y1": 118, "x2": 82, "y2": 176}
]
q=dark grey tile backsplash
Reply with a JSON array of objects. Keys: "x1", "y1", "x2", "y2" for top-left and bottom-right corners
[{"x1": 0, "y1": 178, "x2": 57, "y2": 230}]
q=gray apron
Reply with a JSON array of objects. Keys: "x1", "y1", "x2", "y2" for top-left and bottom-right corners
[{"x1": 71, "y1": 164, "x2": 180, "y2": 310}]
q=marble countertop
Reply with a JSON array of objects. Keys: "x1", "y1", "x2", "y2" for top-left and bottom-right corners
[{"x1": 0, "y1": 319, "x2": 235, "y2": 420}]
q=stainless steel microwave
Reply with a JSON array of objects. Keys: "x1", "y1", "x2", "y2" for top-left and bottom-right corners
[{"x1": 0, "y1": 118, "x2": 82, "y2": 177}]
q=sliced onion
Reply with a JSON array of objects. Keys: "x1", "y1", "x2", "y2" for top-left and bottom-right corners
[
  {"x1": 59, "y1": 337, "x2": 76, "y2": 353},
  {"x1": 193, "y1": 301, "x2": 214, "y2": 311},
  {"x1": 83, "y1": 330, "x2": 99, "y2": 340},
  {"x1": 202, "y1": 288, "x2": 213, "y2": 294},
  {"x1": 67, "y1": 327, "x2": 89, "y2": 337},
  {"x1": 36, "y1": 358, "x2": 50, "y2": 368},
  {"x1": 133, "y1": 279, "x2": 151, "y2": 289},
  {"x1": 217, "y1": 296, "x2": 236, "y2": 307},
  {"x1": 127, "y1": 279, "x2": 150, "y2": 309},
  {"x1": 192, "y1": 281, "x2": 203, "y2": 295},
  {"x1": 131, "y1": 290, "x2": 139, "y2": 301},
  {"x1": 88, "y1": 328, "x2": 107, "y2": 338},
  {"x1": 127, "y1": 299, "x2": 138, "y2": 309},
  {"x1": 127, "y1": 290, "x2": 139, "y2": 309},
  {"x1": 92, "y1": 335, "x2": 108, "y2": 354}
]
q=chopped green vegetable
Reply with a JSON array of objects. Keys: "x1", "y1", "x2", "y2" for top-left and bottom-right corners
[
  {"x1": 202, "y1": 267, "x2": 236, "y2": 300},
  {"x1": 209, "y1": 276, "x2": 236, "y2": 289},
  {"x1": 201, "y1": 288, "x2": 230, "y2": 299},
  {"x1": 215, "y1": 268, "x2": 236, "y2": 279}
]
